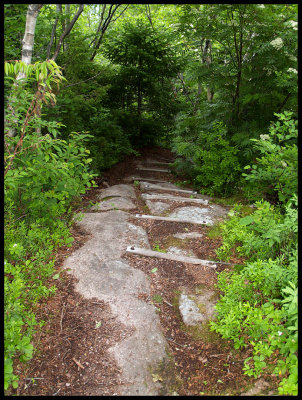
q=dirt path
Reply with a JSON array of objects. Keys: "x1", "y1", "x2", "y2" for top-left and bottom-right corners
[{"x1": 11, "y1": 147, "x2": 278, "y2": 396}]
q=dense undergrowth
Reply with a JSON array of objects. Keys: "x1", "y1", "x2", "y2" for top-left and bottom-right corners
[
  {"x1": 4, "y1": 61, "x2": 97, "y2": 390},
  {"x1": 172, "y1": 111, "x2": 298, "y2": 394},
  {"x1": 206, "y1": 113, "x2": 298, "y2": 395}
]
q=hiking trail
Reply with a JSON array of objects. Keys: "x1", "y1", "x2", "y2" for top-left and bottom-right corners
[{"x1": 15, "y1": 148, "x2": 275, "y2": 396}]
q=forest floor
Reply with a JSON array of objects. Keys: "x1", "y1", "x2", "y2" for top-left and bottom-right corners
[{"x1": 8, "y1": 147, "x2": 280, "y2": 396}]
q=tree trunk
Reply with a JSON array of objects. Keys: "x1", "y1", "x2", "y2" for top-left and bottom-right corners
[
  {"x1": 20, "y1": 4, "x2": 43, "y2": 71},
  {"x1": 6, "y1": 4, "x2": 43, "y2": 138},
  {"x1": 203, "y1": 39, "x2": 214, "y2": 102},
  {"x1": 231, "y1": 8, "x2": 244, "y2": 124},
  {"x1": 64, "y1": 4, "x2": 70, "y2": 52}
]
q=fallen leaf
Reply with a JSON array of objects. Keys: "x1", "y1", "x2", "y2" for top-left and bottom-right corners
[{"x1": 151, "y1": 373, "x2": 163, "y2": 382}]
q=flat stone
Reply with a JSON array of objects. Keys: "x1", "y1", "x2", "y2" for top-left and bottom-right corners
[
  {"x1": 65, "y1": 212, "x2": 151, "y2": 295},
  {"x1": 166, "y1": 246, "x2": 195, "y2": 257},
  {"x1": 169, "y1": 206, "x2": 214, "y2": 225},
  {"x1": 145, "y1": 200, "x2": 170, "y2": 214},
  {"x1": 84, "y1": 259, "x2": 151, "y2": 297},
  {"x1": 64, "y1": 211, "x2": 173, "y2": 395},
  {"x1": 140, "y1": 181, "x2": 180, "y2": 190},
  {"x1": 108, "y1": 311, "x2": 169, "y2": 395},
  {"x1": 179, "y1": 289, "x2": 217, "y2": 326},
  {"x1": 135, "y1": 213, "x2": 210, "y2": 226},
  {"x1": 97, "y1": 184, "x2": 136, "y2": 200},
  {"x1": 136, "y1": 166, "x2": 171, "y2": 173},
  {"x1": 91, "y1": 197, "x2": 136, "y2": 211},
  {"x1": 124, "y1": 176, "x2": 169, "y2": 184},
  {"x1": 142, "y1": 193, "x2": 208, "y2": 205},
  {"x1": 140, "y1": 181, "x2": 197, "y2": 195},
  {"x1": 178, "y1": 294, "x2": 204, "y2": 326},
  {"x1": 194, "y1": 290, "x2": 217, "y2": 322},
  {"x1": 173, "y1": 232, "x2": 203, "y2": 240},
  {"x1": 240, "y1": 379, "x2": 270, "y2": 396},
  {"x1": 208, "y1": 203, "x2": 229, "y2": 219}
]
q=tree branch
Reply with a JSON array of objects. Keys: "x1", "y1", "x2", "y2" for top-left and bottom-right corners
[
  {"x1": 90, "y1": 4, "x2": 125, "y2": 61},
  {"x1": 177, "y1": 73, "x2": 195, "y2": 108},
  {"x1": 46, "y1": 4, "x2": 61, "y2": 59},
  {"x1": 89, "y1": 4, "x2": 106, "y2": 46},
  {"x1": 110, "y1": 4, "x2": 129, "y2": 23},
  {"x1": 51, "y1": 4, "x2": 84, "y2": 61},
  {"x1": 145, "y1": 4, "x2": 153, "y2": 28}
]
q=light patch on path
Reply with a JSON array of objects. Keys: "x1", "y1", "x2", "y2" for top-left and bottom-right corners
[
  {"x1": 64, "y1": 210, "x2": 171, "y2": 395},
  {"x1": 169, "y1": 206, "x2": 214, "y2": 225},
  {"x1": 145, "y1": 200, "x2": 171, "y2": 214},
  {"x1": 97, "y1": 184, "x2": 136, "y2": 199},
  {"x1": 91, "y1": 196, "x2": 136, "y2": 211}
]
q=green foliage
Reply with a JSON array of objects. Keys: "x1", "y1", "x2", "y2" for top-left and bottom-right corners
[
  {"x1": 243, "y1": 112, "x2": 297, "y2": 204},
  {"x1": 211, "y1": 195, "x2": 297, "y2": 395},
  {"x1": 216, "y1": 196, "x2": 297, "y2": 263},
  {"x1": 153, "y1": 242, "x2": 167, "y2": 253},
  {"x1": 4, "y1": 4, "x2": 27, "y2": 60},
  {"x1": 172, "y1": 117, "x2": 241, "y2": 196},
  {"x1": 102, "y1": 18, "x2": 181, "y2": 146},
  {"x1": 4, "y1": 63, "x2": 96, "y2": 391},
  {"x1": 87, "y1": 109, "x2": 136, "y2": 171}
]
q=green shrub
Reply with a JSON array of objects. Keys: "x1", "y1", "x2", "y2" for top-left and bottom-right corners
[
  {"x1": 211, "y1": 195, "x2": 297, "y2": 395},
  {"x1": 243, "y1": 111, "x2": 297, "y2": 204},
  {"x1": 172, "y1": 116, "x2": 241, "y2": 196},
  {"x1": 4, "y1": 61, "x2": 96, "y2": 391},
  {"x1": 216, "y1": 196, "x2": 297, "y2": 263}
]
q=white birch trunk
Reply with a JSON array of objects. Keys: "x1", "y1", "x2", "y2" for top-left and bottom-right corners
[
  {"x1": 6, "y1": 4, "x2": 43, "y2": 137},
  {"x1": 18, "y1": 4, "x2": 43, "y2": 79}
]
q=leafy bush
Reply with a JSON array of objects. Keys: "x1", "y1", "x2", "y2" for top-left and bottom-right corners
[
  {"x1": 216, "y1": 197, "x2": 297, "y2": 263},
  {"x1": 88, "y1": 109, "x2": 136, "y2": 171},
  {"x1": 4, "y1": 61, "x2": 96, "y2": 391},
  {"x1": 172, "y1": 116, "x2": 241, "y2": 196},
  {"x1": 211, "y1": 196, "x2": 297, "y2": 395},
  {"x1": 242, "y1": 112, "x2": 297, "y2": 204}
]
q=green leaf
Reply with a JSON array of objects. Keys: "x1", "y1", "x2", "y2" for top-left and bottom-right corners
[
  {"x1": 151, "y1": 267, "x2": 158, "y2": 273},
  {"x1": 12, "y1": 381, "x2": 19, "y2": 389},
  {"x1": 239, "y1": 215, "x2": 254, "y2": 226}
]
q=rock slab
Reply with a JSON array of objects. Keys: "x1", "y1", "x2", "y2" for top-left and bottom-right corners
[
  {"x1": 64, "y1": 211, "x2": 171, "y2": 395},
  {"x1": 91, "y1": 197, "x2": 136, "y2": 211},
  {"x1": 169, "y1": 206, "x2": 214, "y2": 225},
  {"x1": 97, "y1": 184, "x2": 136, "y2": 200},
  {"x1": 173, "y1": 232, "x2": 203, "y2": 240},
  {"x1": 179, "y1": 289, "x2": 217, "y2": 326},
  {"x1": 145, "y1": 200, "x2": 171, "y2": 214}
]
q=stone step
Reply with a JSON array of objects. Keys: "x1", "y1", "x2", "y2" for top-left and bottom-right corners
[
  {"x1": 141, "y1": 193, "x2": 208, "y2": 205},
  {"x1": 126, "y1": 246, "x2": 217, "y2": 269},
  {"x1": 134, "y1": 213, "x2": 210, "y2": 225},
  {"x1": 150, "y1": 157, "x2": 175, "y2": 162},
  {"x1": 126, "y1": 176, "x2": 173, "y2": 184},
  {"x1": 140, "y1": 182, "x2": 197, "y2": 195},
  {"x1": 145, "y1": 160, "x2": 171, "y2": 166},
  {"x1": 136, "y1": 166, "x2": 171, "y2": 173}
]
